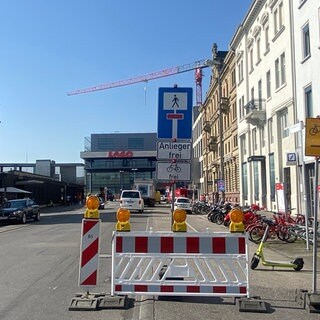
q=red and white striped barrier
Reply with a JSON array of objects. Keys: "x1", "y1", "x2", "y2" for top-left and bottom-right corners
[
  {"x1": 78, "y1": 219, "x2": 100, "y2": 287},
  {"x1": 111, "y1": 231, "x2": 249, "y2": 297}
]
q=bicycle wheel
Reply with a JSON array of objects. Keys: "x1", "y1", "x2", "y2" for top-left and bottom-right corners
[
  {"x1": 276, "y1": 226, "x2": 288, "y2": 241},
  {"x1": 285, "y1": 227, "x2": 298, "y2": 243},
  {"x1": 216, "y1": 213, "x2": 225, "y2": 225},
  {"x1": 249, "y1": 226, "x2": 265, "y2": 243}
]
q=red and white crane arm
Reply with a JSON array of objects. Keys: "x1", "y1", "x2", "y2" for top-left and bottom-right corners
[{"x1": 67, "y1": 59, "x2": 212, "y2": 96}]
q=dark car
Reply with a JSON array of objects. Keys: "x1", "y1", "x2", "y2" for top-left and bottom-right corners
[
  {"x1": 98, "y1": 197, "x2": 105, "y2": 210},
  {"x1": 106, "y1": 191, "x2": 114, "y2": 201},
  {"x1": 0, "y1": 198, "x2": 40, "y2": 224}
]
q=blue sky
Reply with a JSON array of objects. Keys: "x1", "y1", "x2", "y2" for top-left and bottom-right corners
[{"x1": 0, "y1": 0, "x2": 252, "y2": 164}]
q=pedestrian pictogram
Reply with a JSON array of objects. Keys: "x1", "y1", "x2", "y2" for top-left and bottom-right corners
[
  {"x1": 172, "y1": 94, "x2": 180, "y2": 108},
  {"x1": 157, "y1": 87, "x2": 193, "y2": 140}
]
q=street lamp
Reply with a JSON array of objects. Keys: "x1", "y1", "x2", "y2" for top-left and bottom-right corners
[
  {"x1": 119, "y1": 170, "x2": 124, "y2": 192},
  {"x1": 131, "y1": 168, "x2": 138, "y2": 183}
]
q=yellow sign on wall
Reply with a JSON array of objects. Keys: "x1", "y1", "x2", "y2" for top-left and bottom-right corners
[{"x1": 305, "y1": 118, "x2": 320, "y2": 156}]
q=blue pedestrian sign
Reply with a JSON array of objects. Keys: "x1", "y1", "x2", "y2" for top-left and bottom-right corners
[{"x1": 157, "y1": 87, "x2": 193, "y2": 140}]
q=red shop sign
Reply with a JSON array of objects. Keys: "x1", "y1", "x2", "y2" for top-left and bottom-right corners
[{"x1": 107, "y1": 151, "x2": 133, "y2": 158}]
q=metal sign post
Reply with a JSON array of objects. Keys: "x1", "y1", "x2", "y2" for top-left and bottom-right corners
[
  {"x1": 305, "y1": 117, "x2": 320, "y2": 296},
  {"x1": 312, "y1": 157, "x2": 319, "y2": 294}
]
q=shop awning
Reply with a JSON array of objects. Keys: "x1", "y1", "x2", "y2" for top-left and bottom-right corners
[{"x1": 0, "y1": 187, "x2": 32, "y2": 194}]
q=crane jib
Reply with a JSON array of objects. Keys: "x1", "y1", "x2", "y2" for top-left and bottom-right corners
[{"x1": 67, "y1": 59, "x2": 210, "y2": 96}]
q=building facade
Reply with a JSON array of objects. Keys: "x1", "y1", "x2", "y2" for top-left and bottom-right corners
[
  {"x1": 230, "y1": 0, "x2": 299, "y2": 211},
  {"x1": 293, "y1": 0, "x2": 320, "y2": 215},
  {"x1": 80, "y1": 133, "x2": 158, "y2": 197},
  {"x1": 199, "y1": 45, "x2": 240, "y2": 204}
]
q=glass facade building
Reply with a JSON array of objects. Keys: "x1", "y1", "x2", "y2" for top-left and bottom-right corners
[{"x1": 81, "y1": 133, "x2": 157, "y2": 198}]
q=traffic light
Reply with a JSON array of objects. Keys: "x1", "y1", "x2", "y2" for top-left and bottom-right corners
[
  {"x1": 229, "y1": 208, "x2": 245, "y2": 232},
  {"x1": 172, "y1": 208, "x2": 187, "y2": 232},
  {"x1": 84, "y1": 195, "x2": 100, "y2": 219},
  {"x1": 116, "y1": 208, "x2": 131, "y2": 231}
]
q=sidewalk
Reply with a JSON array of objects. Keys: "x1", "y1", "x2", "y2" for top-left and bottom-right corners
[{"x1": 40, "y1": 203, "x2": 84, "y2": 214}]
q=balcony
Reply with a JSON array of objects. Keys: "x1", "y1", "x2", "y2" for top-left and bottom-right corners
[
  {"x1": 220, "y1": 97, "x2": 230, "y2": 113},
  {"x1": 244, "y1": 99, "x2": 266, "y2": 126},
  {"x1": 203, "y1": 121, "x2": 211, "y2": 133},
  {"x1": 210, "y1": 136, "x2": 218, "y2": 144},
  {"x1": 208, "y1": 136, "x2": 218, "y2": 151}
]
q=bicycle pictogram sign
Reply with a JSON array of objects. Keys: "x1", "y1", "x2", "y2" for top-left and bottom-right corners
[
  {"x1": 309, "y1": 123, "x2": 320, "y2": 136},
  {"x1": 166, "y1": 162, "x2": 181, "y2": 173}
]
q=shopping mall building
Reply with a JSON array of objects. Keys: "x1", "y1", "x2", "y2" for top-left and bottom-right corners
[{"x1": 81, "y1": 133, "x2": 164, "y2": 198}]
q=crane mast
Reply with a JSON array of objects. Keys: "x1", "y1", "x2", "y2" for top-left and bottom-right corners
[{"x1": 67, "y1": 59, "x2": 213, "y2": 105}]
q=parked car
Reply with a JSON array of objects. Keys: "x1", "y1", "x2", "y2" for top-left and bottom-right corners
[
  {"x1": 160, "y1": 194, "x2": 167, "y2": 203},
  {"x1": 0, "y1": 198, "x2": 40, "y2": 224},
  {"x1": 106, "y1": 191, "x2": 114, "y2": 201},
  {"x1": 98, "y1": 197, "x2": 105, "y2": 209},
  {"x1": 120, "y1": 190, "x2": 144, "y2": 213},
  {"x1": 174, "y1": 197, "x2": 192, "y2": 214}
]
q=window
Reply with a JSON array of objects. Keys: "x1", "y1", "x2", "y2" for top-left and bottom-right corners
[
  {"x1": 251, "y1": 87, "x2": 254, "y2": 102},
  {"x1": 266, "y1": 70, "x2": 271, "y2": 98},
  {"x1": 279, "y1": 108, "x2": 289, "y2": 138},
  {"x1": 252, "y1": 128, "x2": 257, "y2": 151},
  {"x1": 233, "y1": 134, "x2": 238, "y2": 148},
  {"x1": 253, "y1": 162, "x2": 259, "y2": 201},
  {"x1": 304, "y1": 85, "x2": 313, "y2": 118},
  {"x1": 260, "y1": 126, "x2": 265, "y2": 148},
  {"x1": 256, "y1": 38, "x2": 261, "y2": 62},
  {"x1": 275, "y1": 58, "x2": 280, "y2": 88},
  {"x1": 242, "y1": 163, "x2": 248, "y2": 201},
  {"x1": 265, "y1": 25, "x2": 270, "y2": 52},
  {"x1": 240, "y1": 134, "x2": 247, "y2": 156},
  {"x1": 268, "y1": 117, "x2": 274, "y2": 144},
  {"x1": 128, "y1": 138, "x2": 144, "y2": 149},
  {"x1": 238, "y1": 60, "x2": 243, "y2": 83},
  {"x1": 269, "y1": 153, "x2": 275, "y2": 201},
  {"x1": 275, "y1": 53, "x2": 286, "y2": 89},
  {"x1": 97, "y1": 138, "x2": 114, "y2": 151},
  {"x1": 280, "y1": 53, "x2": 286, "y2": 85},
  {"x1": 302, "y1": 23, "x2": 311, "y2": 59},
  {"x1": 249, "y1": 47, "x2": 254, "y2": 72},
  {"x1": 238, "y1": 96, "x2": 244, "y2": 119},
  {"x1": 273, "y1": 2, "x2": 283, "y2": 35},
  {"x1": 231, "y1": 69, "x2": 236, "y2": 87},
  {"x1": 258, "y1": 79, "x2": 262, "y2": 109},
  {"x1": 232, "y1": 101, "x2": 237, "y2": 120},
  {"x1": 273, "y1": 1, "x2": 284, "y2": 36}
]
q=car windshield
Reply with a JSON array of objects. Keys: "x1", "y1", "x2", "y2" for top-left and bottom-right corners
[
  {"x1": 122, "y1": 191, "x2": 140, "y2": 198},
  {"x1": 3, "y1": 200, "x2": 26, "y2": 208}
]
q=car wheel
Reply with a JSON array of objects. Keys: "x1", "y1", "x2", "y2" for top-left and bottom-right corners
[
  {"x1": 20, "y1": 213, "x2": 27, "y2": 224},
  {"x1": 34, "y1": 211, "x2": 40, "y2": 222}
]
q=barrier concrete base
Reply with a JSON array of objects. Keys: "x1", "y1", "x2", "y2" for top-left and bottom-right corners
[
  {"x1": 237, "y1": 297, "x2": 269, "y2": 313},
  {"x1": 69, "y1": 292, "x2": 127, "y2": 311},
  {"x1": 307, "y1": 292, "x2": 320, "y2": 314}
]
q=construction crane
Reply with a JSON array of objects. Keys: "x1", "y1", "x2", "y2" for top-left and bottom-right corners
[{"x1": 67, "y1": 59, "x2": 215, "y2": 105}]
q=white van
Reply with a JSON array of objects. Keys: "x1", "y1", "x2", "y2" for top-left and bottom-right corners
[{"x1": 120, "y1": 190, "x2": 144, "y2": 212}]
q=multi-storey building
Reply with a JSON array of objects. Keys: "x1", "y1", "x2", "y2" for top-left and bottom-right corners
[
  {"x1": 293, "y1": 0, "x2": 320, "y2": 215},
  {"x1": 200, "y1": 44, "x2": 240, "y2": 204},
  {"x1": 80, "y1": 133, "x2": 158, "y2": 197},
  {"x1": 229, "y1": 0, "x2": 299, "y2": 211}
]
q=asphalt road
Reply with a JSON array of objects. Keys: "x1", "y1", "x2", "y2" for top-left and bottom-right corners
[{"x1": 0, "y1": 202, "x2": 319, "y2": 320}]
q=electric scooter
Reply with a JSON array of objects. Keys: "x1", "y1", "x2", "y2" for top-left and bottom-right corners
[{"x1": 250, "y1": 217, "x2": 304, "y2": 271}]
